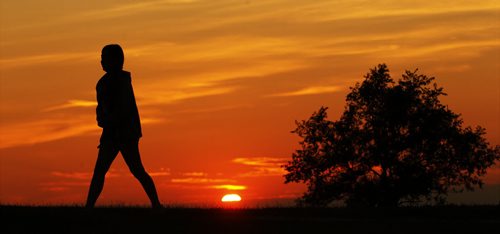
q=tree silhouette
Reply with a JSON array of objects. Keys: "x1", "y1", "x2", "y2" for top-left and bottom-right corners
[{"x1": 283, "y1": 64, "x2": 500, "y2": 207}]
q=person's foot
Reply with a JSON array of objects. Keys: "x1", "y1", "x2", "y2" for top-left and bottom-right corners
[{"x1": 152, "y1": 202, "x2": 163, "y2": 209}]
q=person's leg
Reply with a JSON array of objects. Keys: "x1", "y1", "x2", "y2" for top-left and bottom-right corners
[
  {"x1": 85, "y1": 143, "x2": 119, "y2": 208},
  {"x1": 121, "y1": 140, "x2": 161, "y2": 208}
]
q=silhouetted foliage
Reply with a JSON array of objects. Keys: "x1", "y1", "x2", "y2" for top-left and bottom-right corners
[{"x1": 283, "y1": 64, "x2": 500, "y2": 207}]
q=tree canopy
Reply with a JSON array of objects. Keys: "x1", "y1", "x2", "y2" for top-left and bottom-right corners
[{"x1": 283, "y1": 64, "x2": 500, "y2": 207}]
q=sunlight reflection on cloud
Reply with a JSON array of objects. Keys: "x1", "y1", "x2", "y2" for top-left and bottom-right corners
[
  {"x1": 233, "y1": 157, "x2": 288, "y2": 177},
  {"x1": 210, "y1": 184, "x2": 247, "y2": 190},
  {"x1": 43, "y1": 99, "x2": 96, "y2": 112},
  {"x1": 171, "y1": 178, "x2": 236, "y2": 183},
  {"x1": 268, "y1": 86, "x2": 342, "y2": 97}
]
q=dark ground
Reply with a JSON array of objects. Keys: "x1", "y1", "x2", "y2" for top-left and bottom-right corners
[{"x1": 2, "y1": 205, "x2": 499, "y2": 234}]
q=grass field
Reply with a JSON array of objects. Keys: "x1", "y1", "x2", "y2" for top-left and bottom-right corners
[{"x1": 2, "y1": 205, "x2": 499, "y2": 234}]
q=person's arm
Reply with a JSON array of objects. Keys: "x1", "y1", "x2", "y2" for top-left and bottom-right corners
[
  {"x1": 123, "y1": 73, "x2": 142, "y2": 138},
  {"x1": 129, "y1": 82, "x2": 142, "y2": 138}
]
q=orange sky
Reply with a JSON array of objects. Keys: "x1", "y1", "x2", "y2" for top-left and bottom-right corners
[{"x1": 1, "y1": 0, "x2": 499, "y2": 206}]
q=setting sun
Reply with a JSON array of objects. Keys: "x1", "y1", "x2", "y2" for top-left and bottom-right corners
[
  {"x1": 221, "y1": 194, "x2": 242, "y2": 202},
  {"x1": 0, "y1": 0, "x2": 499, "y2": 207}
]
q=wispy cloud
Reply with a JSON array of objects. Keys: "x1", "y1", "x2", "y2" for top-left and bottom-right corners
[
  {"x1": 0, "y1": 51, "x2": 94, "y2": 68},
  {"x1": 139, "y1": 86, "x2": 236, "y2": 106},
  {"x1": 233, "y1": 157, "x2": 288, "y2": 167},
  {"x1": 304, "y1": 1, "x2": 500, "y2": 23},
  {"x1": 391, "y1": 40, "x2": 500, "y2": 58},
  {"x1": 51, "y1": 171, "x2": 120, "y2": 179},
  {"x1": 233, "y1": 157, "x2": 288, "y2": 177},
  {"x1": 174, "y1": 104, "x2": 251, "y2": 114},
  {"x1": 268, "y1": 86, "x2": 342, "y2": 97},
  {"x1": 51, "y1": 171, "x2": 92, "y2": 180},
  {"x1": 210, "y1": 184, "x2": 247, "y2": 190},
  {"x1": 121, "y1": 37, "x2": 311, "y2": 86},
  {"x1": 43, "y1": 100, "x2": 96, "y2": 112},
  {"x1": 237, "y1": 168, "x2": 287, "y2": 178},
  {"x1": 181, "y1": 172, "x2": 207, "y2": 177},
  {"x1": 150, "y1": 172, "x2": 171, "y2": 177},
  {"x1": 76, "y1": 0, "x2": 200, "y2": 20},
  {"x1": 0, "y1": 116, "x2": 98, "y2": 149},
  {"x1": 149, "y1": 167, "x2": 171, "y2": 177},
  {"x1": 0, "y1": 110, "x2": 163, "y2": 149},
  {"x1": 42, "y1": 187, "x2": 69, "y2": 192},
  {"x1": 170, "y1": 178, "x2": 235, "y2": 183},
  {"x1": 40, "y1": 181, "x2": 89, "y2": 187},
  {"x1": 39, "y1": 181, "x2": 89, "y2": 193}
]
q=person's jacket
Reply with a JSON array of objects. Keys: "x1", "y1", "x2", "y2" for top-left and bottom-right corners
[{"x1": 96, "y1": 70, "x2": 142, "y2": 141}]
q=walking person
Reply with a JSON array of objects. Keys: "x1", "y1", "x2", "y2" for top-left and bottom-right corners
[{"x1": 86, "y1": 44, "x2": 161, "y2": 208}]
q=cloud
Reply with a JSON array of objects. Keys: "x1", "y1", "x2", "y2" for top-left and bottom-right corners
[
  {"x1": 391, "y1": 40, "x2": 500, "y2": 58},
  {"x1": 170, "y1": 178, "x2": 235, "y2": 183},
  {"x1": 121, "y1": 37, "x2": 311, "y2": 86},
  {"x1": 237, "y1": 167, "x2": 287, "y2": 178},
  {"x1": 39, "y1": 181, "x2": 89, "y2": 193},
  {"x1": 181, "y1": 172, "x2": 207, "y2": 177},
  {"x1": 0, "y1": 115, "x2": 98, "y2": 149},
  {"x1": 0, "y1": 51, "x2": 94, "y2": 68},
  {"x1": 149, "y1": 172, "x2": 171, "y2": 177},
  {"x1": 75, "y1": 0, "x2": 200, "y2": 20},
  {"x1": 210, "y1": 184, "x2": 247, "y2": 190},
  {"x1": 40, "y1": 181, "x2": 89, "y2": 187},
  {"x1": 42, "y1": 187, "x2": 69, "y2": 192},
  {"x1": 233, "y1": 157, "x2": 288, "y2": 177},
  {"x1": 148, "y1": 167, "x2": 171, "y2": 177},
  {"x1": 0, "y1": 110, "x2": 163, "y2": 149},
  {"x1": 2, "y1": 0, "x2": 498, "y2": 150},
  {"x1": 283, "y1": 0, "x2": 500, "y2": 23},
  {"x1": 145, "y1": 37, "x2": 308, "y2": 63},
  {"x1": 174, "y1": 104, "x2": 251, "y2": 114},
  {"x1": 51, "y1": 171, "x2": 92, "y2": 180},
  {"x1": 139, "y1": 86, "x2": 236, "y2": 106},
  {"x1": 43, "y1": 100, "x2": 96, "y2": 112},
  {"x1": 233, "y1": 157, "x2": 288, "y2": 167},
  {"x1": 51, "y1": 171, "x2": 120, "y2": 179},
  {"x1": 268, "y1": 86, "x2": 342, "y2": 97}
]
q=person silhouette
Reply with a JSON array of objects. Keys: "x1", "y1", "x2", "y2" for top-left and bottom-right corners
[{"x1": 86, "y1": 44, "x2": 161, "y2": 208}]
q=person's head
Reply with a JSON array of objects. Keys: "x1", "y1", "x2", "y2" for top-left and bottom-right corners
[{"x1": 101, "y1": 44, "x2": 124, "y2": 72}]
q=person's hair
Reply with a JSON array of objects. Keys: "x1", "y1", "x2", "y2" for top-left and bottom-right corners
[{"x1": 101, "y1": 44, "x2": 124, "y2": 72}]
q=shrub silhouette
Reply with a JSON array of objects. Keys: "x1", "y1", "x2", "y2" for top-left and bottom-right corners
[{"x1": 283, "y1": 64, "x2": 500, "y2": 207}]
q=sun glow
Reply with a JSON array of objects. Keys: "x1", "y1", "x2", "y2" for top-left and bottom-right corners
[{"x1": 221, "y1": 194, "x2": 242, "y2": 202}]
